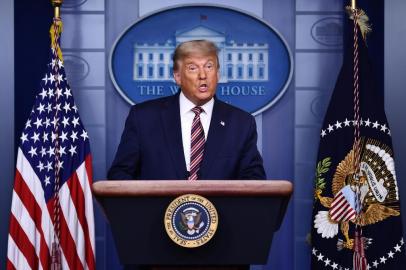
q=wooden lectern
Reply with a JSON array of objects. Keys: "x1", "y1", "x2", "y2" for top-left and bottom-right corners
[{"x1": 93, "y1": 180, "x2": 293, "y2": 270}]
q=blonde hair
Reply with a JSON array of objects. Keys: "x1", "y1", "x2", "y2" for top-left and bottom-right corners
[{"x1": 172, "y1": 40, "x2": 219, "y2": 71}]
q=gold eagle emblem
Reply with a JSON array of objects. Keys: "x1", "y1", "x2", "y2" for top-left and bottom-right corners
[{"x1": 314, "y1": 138, "x2": 400, "y2": 250}]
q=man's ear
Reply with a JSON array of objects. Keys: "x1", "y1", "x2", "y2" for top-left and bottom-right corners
[{"x1": 174, "y1": 71, "x2": 181, "y2": 85}]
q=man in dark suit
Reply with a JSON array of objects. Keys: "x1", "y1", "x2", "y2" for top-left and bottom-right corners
[{"x1": 108, "y1": 40, "x2": 265, "y2": 180}]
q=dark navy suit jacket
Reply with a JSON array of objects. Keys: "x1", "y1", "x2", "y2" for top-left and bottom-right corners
[{"x1": 108, "y1": 93, "x2": 265, "y2": 180}]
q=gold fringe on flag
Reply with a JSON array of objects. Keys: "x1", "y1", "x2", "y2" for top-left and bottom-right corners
[
  {"x1": 345, "y1": 6, "x2": 372, "y2": 41},
  {"x1": 49, "y1": 19, "x2": 64, "y2": 62}
]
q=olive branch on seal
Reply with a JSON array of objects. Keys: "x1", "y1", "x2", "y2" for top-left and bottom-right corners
[
  {"x1": 314, "y1": 157, "x2": 332, "y2": 199},
  {"x1": 178, "y1": 222, "x2": 187, "y2": 231}
]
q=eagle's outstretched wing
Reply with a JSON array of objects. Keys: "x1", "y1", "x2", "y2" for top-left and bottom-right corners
[
  {"x1": 194, "y1": 213, "x2": 202, "y2": 227},
  {"x1": 355, "y1": 204, "x2": 400, "y2": 226},
  {"x1": 332, "y1": 150, "x2": 356, "y2": 195},
  {"x1": 180, "y1": 213, "x2": 188, "y2": 227}
]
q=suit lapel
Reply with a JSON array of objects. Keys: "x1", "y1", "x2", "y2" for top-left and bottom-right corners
[
  {"x1": 199, "y1": 99, "x2": 228, "y2": 178},
  {"x1": 161, "y1": 94, "x2": 187, "y2": 179}
]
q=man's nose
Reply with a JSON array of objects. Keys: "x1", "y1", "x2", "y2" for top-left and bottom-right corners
[{"x1": 198, "y1": 68, "x2": 207, "y2": 79}]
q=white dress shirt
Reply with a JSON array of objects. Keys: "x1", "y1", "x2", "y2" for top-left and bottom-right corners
[{"x1": 179, "y1": 91, "x2": 214, "y2": 171}]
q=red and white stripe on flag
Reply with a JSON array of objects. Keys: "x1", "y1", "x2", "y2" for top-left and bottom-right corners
[
  {"x1": 329, "y1": 186, "x2": 357, "y2": 222},
  {"x1": 7, "y1": 149, "x2": 95, "y2": 270}
]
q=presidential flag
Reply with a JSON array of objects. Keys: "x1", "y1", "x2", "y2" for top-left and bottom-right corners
[
  {"x1": 311, "y1": 8, "x2": 406, "y2": 270},
  {"x1": 7, "y1": 19, "x2": 95, "y2": 270}
]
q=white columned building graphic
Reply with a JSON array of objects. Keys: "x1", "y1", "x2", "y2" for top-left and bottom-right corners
[{"x1": 133, "y1": 26, "x2": 269, "y2": 82}]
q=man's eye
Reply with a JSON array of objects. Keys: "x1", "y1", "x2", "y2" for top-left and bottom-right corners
[
  {"x1": 205, "y1": 63, "x2": 214, "y2": 71},
  {"x1": 187, "y1": 65, "x2": 197, "y2": 71}
]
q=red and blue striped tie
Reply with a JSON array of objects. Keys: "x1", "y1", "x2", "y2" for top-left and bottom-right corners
[{"x1": 189, "y1": 106, "x2": 205, "y2": 180}]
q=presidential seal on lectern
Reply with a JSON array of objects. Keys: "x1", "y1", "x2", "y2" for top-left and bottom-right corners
[{"x1": 164, "y1": 194, "x2": 218, "y2": 248}]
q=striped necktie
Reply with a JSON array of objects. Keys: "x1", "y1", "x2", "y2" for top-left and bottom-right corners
[{"x1": 189, "y1": 106, "x2": 205, "y2": 180}]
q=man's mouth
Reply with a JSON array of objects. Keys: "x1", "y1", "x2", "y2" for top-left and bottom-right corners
[{"x1": 199, "y1": 84, "x2": 208, "y2": 91}]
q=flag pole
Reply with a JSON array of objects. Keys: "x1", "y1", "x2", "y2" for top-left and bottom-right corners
[
  {"x1": 349, "y1": 1, "x2": 369, "y2": 269},
  {"x1": 351, "y1": 0, "x2": 357, "y2": 10},
  {"x1": 52, "y1": 0, "x2": 63, "y2": 19},
  {"x1": 50, "y1": 3, "x2": 64, "y2": 270}
]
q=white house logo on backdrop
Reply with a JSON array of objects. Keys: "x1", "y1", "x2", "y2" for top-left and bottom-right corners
[
  {"x1": 110, "y1": 5, "x2": 293, "y2": 115},
  {"x1": 133, "y1": 25, "x2": 269, "y2": 83},
  {"x1": 311, "y1": 17, "x2": 343, "y2": 47},
  {"x1": 64, "y1": 54, "x2": 90, "y2": 84}
]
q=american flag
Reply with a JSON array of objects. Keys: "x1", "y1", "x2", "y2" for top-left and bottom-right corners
[{"x1": 6, "y1": 25, "x2": 95, "y2": 269}]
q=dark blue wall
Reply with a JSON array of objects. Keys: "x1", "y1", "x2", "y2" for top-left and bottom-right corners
[{"x1": 14, "y1": 1, "x2": 53, "y2": 150}]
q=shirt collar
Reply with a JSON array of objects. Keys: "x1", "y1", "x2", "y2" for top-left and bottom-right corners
[{"x1": 179, "y1": 91, "x2": 214, "y2": 116}]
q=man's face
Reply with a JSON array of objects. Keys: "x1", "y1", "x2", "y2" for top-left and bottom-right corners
[{"x1": 174, "y1": 54, "x2": 219, "y2": 106}]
